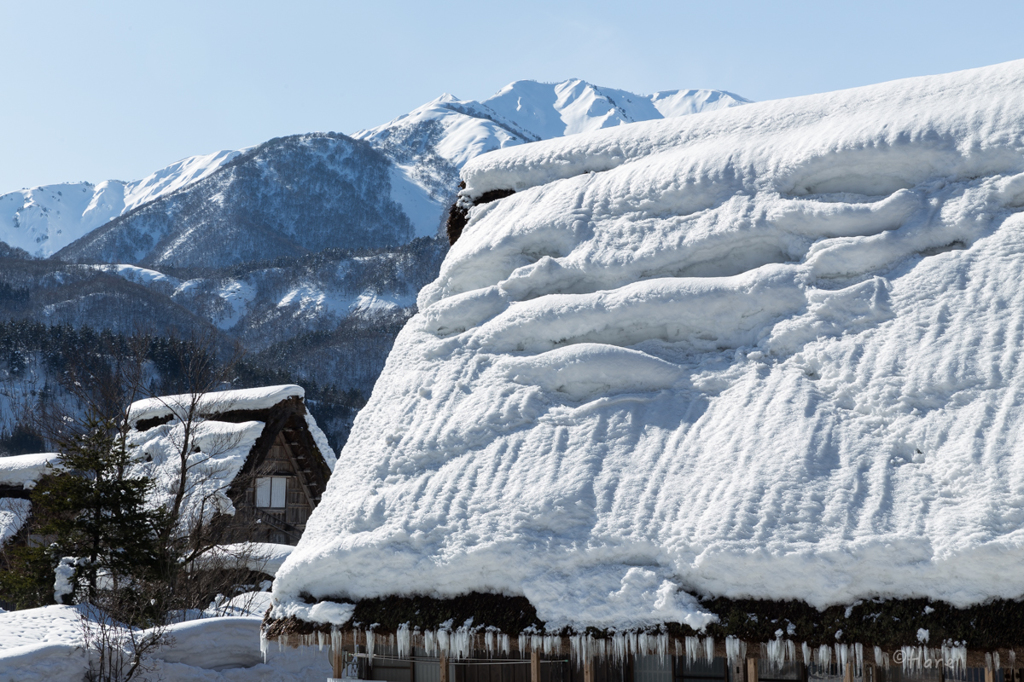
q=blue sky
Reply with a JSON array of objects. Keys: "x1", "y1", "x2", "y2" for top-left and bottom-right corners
[{"x1": 2, "y1": 0, "x2": 1023, "y2": 192}]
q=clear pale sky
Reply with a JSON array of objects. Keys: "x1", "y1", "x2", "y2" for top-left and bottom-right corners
[{"x1": 2, "y1": 0, "x2": 1022, "y2": 193}]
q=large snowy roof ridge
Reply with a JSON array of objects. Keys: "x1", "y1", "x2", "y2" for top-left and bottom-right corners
[
  {"x1": 273, "y1": 59, "x2": 1024, "y2": 644},
  {"x1": 455, "y1": 59, "x2": 1024, "y2": 203}
]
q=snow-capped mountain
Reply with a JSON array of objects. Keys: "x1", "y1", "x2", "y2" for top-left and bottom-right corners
[
  {"x1": 2, "y1": 79, "x2": 746, "y2": 267},
  {"x1": 356, "y1": 79, "x2": 749, "y2": 166},
  {"x1": 54, "y1": 134, "x2": 426, "y2": 268},
  {"x1": 0, "y1": 150, "x2": 242, "y2": 258}
]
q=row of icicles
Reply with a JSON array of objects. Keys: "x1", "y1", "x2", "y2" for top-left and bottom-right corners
[{"x1": 261, "y1": 627, "x2": 996, "y2": 675}]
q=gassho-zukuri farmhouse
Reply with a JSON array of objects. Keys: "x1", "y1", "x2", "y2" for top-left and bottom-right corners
[{"x1": 263, "y1": 60, "x2": 1024, "y2": 682}]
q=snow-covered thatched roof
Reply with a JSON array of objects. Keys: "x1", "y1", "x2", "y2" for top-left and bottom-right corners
[
  {"x1": 272, "y1": 61, "x2": 1024, "y2": 643},
  {"x1": 0, "y1": 453, "x2": 62, "y2": 547},
  {"x1": 128, "y1": 385, "x2": 305, "y2": 426},
  {"x1": 125, "y1": 384, "x2": 336, "y2": 528},
  {"x1": 0, "y1": 453, "x2": 62, "y2": 489},
  {"x1": 0, "y1": 498, "x2": 32, "y2": 547}
]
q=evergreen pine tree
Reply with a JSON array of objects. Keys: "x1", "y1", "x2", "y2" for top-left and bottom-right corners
[{"x1": 31, "y1": 414, "x2": 168, "y2": 623}]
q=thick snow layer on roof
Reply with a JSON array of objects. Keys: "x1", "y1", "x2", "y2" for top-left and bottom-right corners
[
  {"x1": 128, "y1": 419, "x2": 265, "y2": 524},
  {"x1": 127, "y1": 384, "x2": 306, "y2": 425},
  {"x1": 273, "y1": 60, "x2": 1024, "y2": 631},
  {"x1": 0, "y1": 453, "x2": 61, "y2": 488},
  {"x1": 127, "y1": 384, "x2": 336, "y2": 470},
  {"x1": 205, "y1": 542, "x2": 295, "y2": 576},
  {"x1": 0, "y1": 498, "x2": 31, "y2": 546}
]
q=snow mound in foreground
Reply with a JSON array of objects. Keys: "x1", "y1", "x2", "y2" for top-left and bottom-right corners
[
  {"x1": 274, "y1": 60, "x2": 1024, "y2": 631},
  {"x1": 0, "y1": 605, "x2": 329, "y2": 682}
]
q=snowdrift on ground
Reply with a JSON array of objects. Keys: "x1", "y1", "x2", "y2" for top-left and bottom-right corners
[
  {"x1": 0, "y1": 604, "x2": 330, "y2": 681},
  {"x1": 274, "y1": 60, "x2": 1024, "y2": 631}
]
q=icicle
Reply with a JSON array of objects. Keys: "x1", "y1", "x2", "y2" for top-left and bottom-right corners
[
  {"x1": 657, "y1": 633, "x2": 668, "y2": 664},
  {"x1": 438, "y1": 629, "x2": 451, "y2": 657},
  {"x1": 675, "y1": 639, "x2": 683, "y2": 658},
  {"x1": 531, "y1": 634, "x2": 543, "y2": 655},
  {"x1": 260, "y1": 630, "x2": 269, "y2": 662},
  {"x1": 686, "y1": 636, "x2": 701, "y2": 666},
  {"x1": 1010, "y1": 651, "x2": 1017, "y2": 669},
  {"x1": 519, "y1": 634, "x2": 528, "y2": 658},
  {"x1": 802, "y1": 643, "x2": 812, "y2": 666},
  {"x1": 902, "y1": 646, "x2": 921, "y2": 672},
  {"x1": 835, "y1": 644, "x2": 848, "y2": 677},
  {"x1": 995, "y1": 652, "x2": 1001, "y2": 671},
  {"x1": 704, "y1": 637, "x2": 715, "y2": 663},
  {"x1": 855, "y1": 644, "x2": 863, "y2": 677},
  {"x1": 501, "y1": 634, "x2": 511, "y2": 656},
  {"x1": 612, "y1": 633, "x2": 627, "y2": 662},
  {"x1": 726, "y1": 637, "x2": 747, "y2": 668},
  {"x1": 767, "y1": 639, "x2": 784, "y2": 671},
  {"x1": 817, "y1": 645, "x2": 832, "y2": 669},
  {"x1": 636, "y1": 632, "x2": 648, "y2": 657},
  {"x1": 544, "y1": 635, "x2": 559, "y2": 656},
  {"x1": 485, "y1": 631, "x2": 495, "y2": 657},
  {"x1": 986, "y1": 654, "x2": 993, "y2": 672},
  {"x1": 571, "y1": 634, "x2": 597, "y2": 667},
  {"x1": 424, "y1": 630, "x2": 436, "y2": 656},
  {"x1": 396, "y1": 624, "x2": 410, "y2": 659},
  {"x1": 366, "y1": 630, "x2": 376, "y2": 662},
  {"x1": 452, "y1": 627, "x2": 471, "y2": 660}
]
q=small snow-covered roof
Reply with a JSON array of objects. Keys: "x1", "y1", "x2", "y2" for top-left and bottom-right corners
[
  {"x1": 128, "y1": 419, "x2": 266, "y2": 527},
  {"x1": 0, "y1": 497, "x2": 31, "y2": 546},
  {"x1": 0, "y1": 452, "x2": 62, "y2": 489},
  {"x1": 127, "y1": 384, "x2": 306, "y2": 426},
  {"x1": 125, "y1": 384, "x2": 336, "y2": 530},
  {"x1": 273, "y1": 59, "x2": 1024, "y2": 636}
]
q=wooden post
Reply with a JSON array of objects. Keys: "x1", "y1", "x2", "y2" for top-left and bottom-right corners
[
  {"x1": 331, "y1": 647, "x2": 344, "y2": 675},
  {"x1": 583, "y1": 656, "x2": 595, "y2": 682},
  {"x1": 440, "y1": 653, "x2": 450, "y2": 682},
  {"x1": 747, "y1": 658, "x2": 758, "y2": 682},
  {"x1": 532, "y1": 652, "x2": 542, "y2": 682},
  {"x1": 844, "y1": 663, "x2": 854, "y2": 682},
  {"x1": 732, "y1": 663, "x2": 744, "y2": 682},
  {"x1": 985, "y1": 669, "x2": 995, "y2": 682},
  {"x1": 330, "y1": 644, "x2": 344, "y2": 680}
]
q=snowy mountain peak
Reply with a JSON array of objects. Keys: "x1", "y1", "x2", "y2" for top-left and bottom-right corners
[
  {"x1": 2, "y1": 79, "x2": 748, "y2": 260},
  {"x1": 0, "y1": 149, "x2": 243, "y2": 258},
  {"x1": 0, "y1": 181, "x2": 128, "y2": 258},
  {"x1": 123, "y1": 148, "x2": 246, "y2": 214},
  {"x1": 355, "y1": 78, "x2": 750, "y2": 169}
]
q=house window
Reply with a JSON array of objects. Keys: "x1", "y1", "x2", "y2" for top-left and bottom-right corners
[{"x1": 256, "y1": 476, "x2": 288, "y2": 508}]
